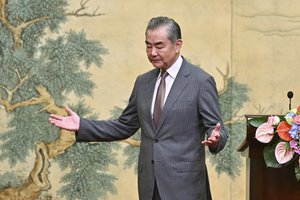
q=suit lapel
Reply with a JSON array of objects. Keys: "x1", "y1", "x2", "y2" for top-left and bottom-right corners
[
  {"x1": 141, "y1": 69, "x2": 159, "y2": 131},
  {"x1": 155, "y1": 60, "x2": 190, "y2": 132}
]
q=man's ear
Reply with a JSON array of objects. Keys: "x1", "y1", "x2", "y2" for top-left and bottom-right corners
[{"x1": 175, "y1": 39, "x2": 183, "y2": 53}]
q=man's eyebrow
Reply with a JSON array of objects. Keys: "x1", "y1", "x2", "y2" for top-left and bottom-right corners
[{"x1": 145, "y1": 41, "x2": 164, "y2": 45}]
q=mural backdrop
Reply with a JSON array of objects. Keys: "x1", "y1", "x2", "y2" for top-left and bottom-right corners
[{"x1": 1, "y1": 0, "x2": 300, "y2": 200}]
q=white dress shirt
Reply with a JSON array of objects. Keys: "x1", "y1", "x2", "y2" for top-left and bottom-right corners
[{"x1": 151, "y1": 56, "x2": 183, "y2": 117}]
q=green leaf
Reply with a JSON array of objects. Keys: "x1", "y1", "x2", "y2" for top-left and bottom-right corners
[
  {"x1": 263, "y1": 145, "x2": 282, "y2": 168},
  {"x1": 248, "y1": 116, "x2": 268, "y2": 128},
  {"x1": 278, "y1": 115, "x2": 286, "y2": 122},
  {"x1": 295, "y1": 164, "x2": 300, "y2": 182}
]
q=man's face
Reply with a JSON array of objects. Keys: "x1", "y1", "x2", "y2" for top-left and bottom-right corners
[{"x1": 145, "y1": 26, "x2": 182, "y2": 70}]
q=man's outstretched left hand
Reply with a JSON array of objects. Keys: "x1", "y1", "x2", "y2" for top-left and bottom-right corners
[{"x1": 201, "y1": 123, "x2": 221, "y2": 148}]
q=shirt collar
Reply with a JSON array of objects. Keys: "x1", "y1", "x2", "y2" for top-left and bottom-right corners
[{"x1": 158, "y1": 56, "x2": 183, "y2": 79}]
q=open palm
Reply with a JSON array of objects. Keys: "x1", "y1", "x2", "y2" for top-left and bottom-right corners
[{"x1": 49, "y1": 107, "x2": 80, "y2": 131}]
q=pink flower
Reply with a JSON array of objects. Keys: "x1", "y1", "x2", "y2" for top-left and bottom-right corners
[
  {"x1": 290, "y1": 140, "x2": 298, "y2": 148},
  {"x1": 275, "y1": 142, "x2": 294, "y2": 164},
  {"x1": 293, "y1": 115, "x2": 300, "y2": 125},
  {"x1": 267, "y1": 115, "x2": 280, "y2": 126},
  {"x1": 290, "y1": 140, "x2": 300, "y2": 155},
  {"x1": 295, "y1": 149, "x2": 300, "y2": 155},
  {"x1": 297, "y1": 106, "x2": 300, "y2": 114},
  {"x1": 255, "y1": 122, "x2": 274, "y2": 143}
]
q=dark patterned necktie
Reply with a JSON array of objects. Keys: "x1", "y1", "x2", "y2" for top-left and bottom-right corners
[{"x1": 153, "y1": 70, "x2": 168, "y2": 127}]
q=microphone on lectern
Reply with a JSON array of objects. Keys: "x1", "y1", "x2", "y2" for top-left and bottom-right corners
[{"x1": 287, "y1": 91, "x2": 294, "y2": 110}]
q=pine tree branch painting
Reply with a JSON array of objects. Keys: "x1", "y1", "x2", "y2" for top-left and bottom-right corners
[
  {"x1": 0, "y1": 1, "x2": 250, "y2": 199},
  {"x1": 0, "y1": 1, "x2": 116, "y2": 200},
  {"x1": 65, "y1": 0, "x2": 104, "y2": 17}
]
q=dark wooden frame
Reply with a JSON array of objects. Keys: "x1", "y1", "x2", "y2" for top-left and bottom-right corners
[{"x1": 238, "y1": 115, "x2": 300, "y2": 200}]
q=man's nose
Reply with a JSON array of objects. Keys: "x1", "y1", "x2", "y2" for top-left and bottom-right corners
[{"x1": 150, "y1": 47, "x2": 158, "y2": 56}]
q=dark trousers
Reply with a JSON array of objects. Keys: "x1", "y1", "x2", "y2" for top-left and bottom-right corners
[
  {"x1": 153, "y1": 181, "x2": 161, "y2": 200},
  {"x1": 152, "y1": 179, "x2": 212, "y2": 200}
]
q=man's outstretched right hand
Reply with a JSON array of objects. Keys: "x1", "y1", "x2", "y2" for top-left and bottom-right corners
[{"x1": 49, "y1": 107, "x2": 80, "y2": 131}]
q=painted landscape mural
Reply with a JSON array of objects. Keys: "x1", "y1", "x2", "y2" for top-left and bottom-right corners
[{"x1": 1, "y1": 0, "x2": 300, "y2": 199}]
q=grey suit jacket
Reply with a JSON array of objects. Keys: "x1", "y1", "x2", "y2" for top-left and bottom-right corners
[{"x1": 76, "y1": 57, "x2": 228, "y2": 200}]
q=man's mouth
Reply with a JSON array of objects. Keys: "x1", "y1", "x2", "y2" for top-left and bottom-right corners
[{"x1": 152, "y1": 60, "x2": 161, "y2": 63}]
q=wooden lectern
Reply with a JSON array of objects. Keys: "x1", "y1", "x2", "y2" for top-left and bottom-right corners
[{"x1": 238, "y1": 115, "x2": 300, "y2": 200}]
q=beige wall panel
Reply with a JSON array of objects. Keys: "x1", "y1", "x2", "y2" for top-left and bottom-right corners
[
  {"x1": 233, "y1": 0, "x2": 300, "y2": 115},
  {"x1": 5, "y1": 0, "x2": 300, "y2": 199}
]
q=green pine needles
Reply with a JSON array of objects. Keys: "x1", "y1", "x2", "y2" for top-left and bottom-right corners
[
  {"x1": 208, "y1": 77, "x2": 249, "y2": 178},
  {"x1": 0, "y1": 1, "x2": 118, "y2": 200},
  {"x1": 0, "y1": 1, "x2": 250, "y2": 199}
]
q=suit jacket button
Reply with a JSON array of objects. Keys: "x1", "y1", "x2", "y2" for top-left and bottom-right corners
[
  {"x1": 151, "y1": 160, "x2": 154, "y2": 164},
  {"x1": 154, "y1": 139, "x2": 159, "y2": 143}
]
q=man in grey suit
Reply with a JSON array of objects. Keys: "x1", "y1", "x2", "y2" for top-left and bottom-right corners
[{"x1": 49, "y1": 16, "x2": 228, "y2": 200}]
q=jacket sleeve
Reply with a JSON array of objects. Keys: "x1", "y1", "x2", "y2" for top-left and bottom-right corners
[
  {"x1": 198, "y1": 75, "x2": 228, "y2": 154},
  {"x1": 76, "y1": 78, "x2": 141, "y2": 142}
]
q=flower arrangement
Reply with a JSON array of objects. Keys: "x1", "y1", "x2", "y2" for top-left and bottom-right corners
[{"x1": 249, "y1": 106, "x2": 300, "y2": 181}]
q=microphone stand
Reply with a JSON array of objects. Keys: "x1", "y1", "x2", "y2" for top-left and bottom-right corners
[{"x1": 287, "y1": 91, "x2": 293, "y2": 110}]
